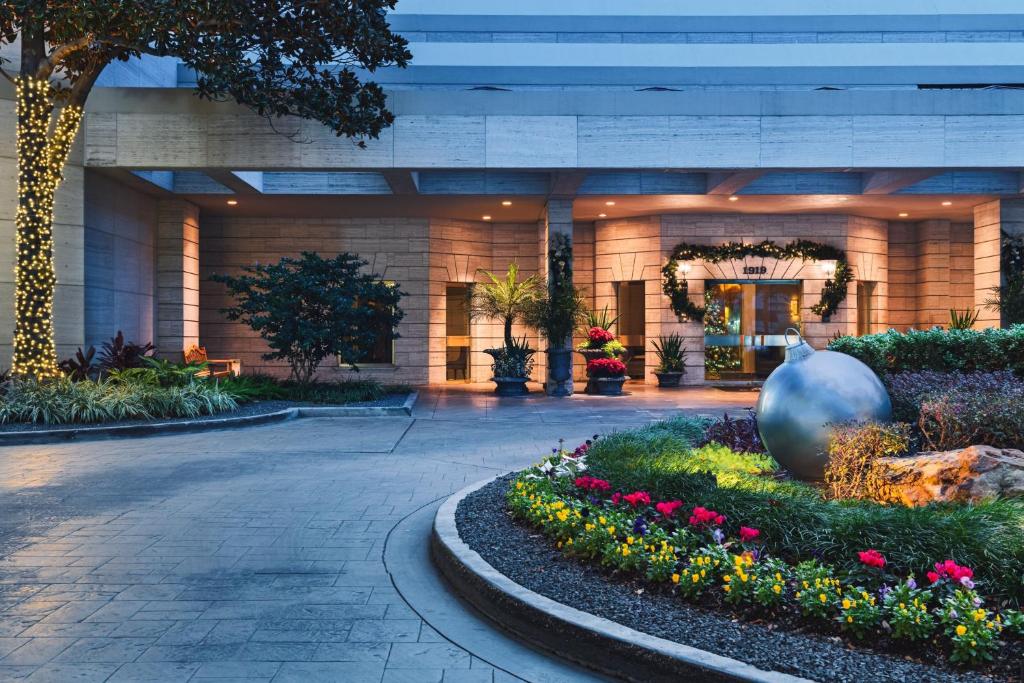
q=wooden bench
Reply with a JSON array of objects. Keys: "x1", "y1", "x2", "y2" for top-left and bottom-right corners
[{"x1": 184, "y1": 344, "x2": 241, "y2": 379}]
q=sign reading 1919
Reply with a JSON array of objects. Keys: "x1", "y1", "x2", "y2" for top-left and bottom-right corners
[{"x1": 742, "y1": 265, "x2": 768, "y2": 275}]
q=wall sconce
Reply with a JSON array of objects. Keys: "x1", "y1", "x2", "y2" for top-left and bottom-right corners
[
  {"x1": 676, "y1": 261, "x2": 693, "y2": 279},
  {"x1": 820, "y1": 260, "x2": 837, "y2": 277}
]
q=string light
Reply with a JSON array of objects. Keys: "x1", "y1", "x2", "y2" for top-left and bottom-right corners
[{"x1": 12, "y1": 76, "x2": 83, "y2": 379}]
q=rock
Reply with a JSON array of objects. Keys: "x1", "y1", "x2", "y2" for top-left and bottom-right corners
[{"x1": 868, "y1": 445, "x2": 1024, "y2": 506}]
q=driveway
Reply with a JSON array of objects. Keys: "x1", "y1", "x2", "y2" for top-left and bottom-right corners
[{"x1": 0, "y1": 386, "x2": 755, "y2": 682}]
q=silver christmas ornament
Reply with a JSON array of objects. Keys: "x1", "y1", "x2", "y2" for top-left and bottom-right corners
[{"x1": 756, "y1": 329, "x2": 893, "y2": 480}]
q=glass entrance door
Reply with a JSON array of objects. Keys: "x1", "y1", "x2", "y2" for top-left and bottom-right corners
[
  {"x1": 704, "y1": 280, "x2": 802, "y2": 381},
  {"x1": 446, "y1": 284, "x2": 471, "y2": 382}
]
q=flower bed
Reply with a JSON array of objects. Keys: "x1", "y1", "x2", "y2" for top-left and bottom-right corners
[{"x1": 506, "y1": 426, "x2": 1024, "y2": 672}]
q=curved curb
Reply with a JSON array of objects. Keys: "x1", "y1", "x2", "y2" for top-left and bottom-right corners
[
  {"x1": 432, "y1": 476, "x2": 815, "y2": 683},
  {"x1": 0, "y1": 408, "x2": 299, "y2": 446},
  {"x1": 0, "y1": 391, "x2": 418, "y2": 446}
]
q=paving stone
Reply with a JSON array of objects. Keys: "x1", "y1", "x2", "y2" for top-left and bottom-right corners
[
  {"x1": 107, "y1": 661, "x2": 200, "y2": 682},
  {"x1": 348, "y1": 619, "x2": 421, "y2": 643},
  {"x1": 273, "y1": 660, "x2": 385, "y2": 682}
]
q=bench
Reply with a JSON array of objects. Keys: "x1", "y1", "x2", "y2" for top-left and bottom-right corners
[{"x1": 184, "y1": 344, "x2": 241, "y2": 379}]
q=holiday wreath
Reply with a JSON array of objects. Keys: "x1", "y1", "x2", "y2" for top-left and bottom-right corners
[{"x1": 661, "y1": 239, "x2": 853, "y2": 321}]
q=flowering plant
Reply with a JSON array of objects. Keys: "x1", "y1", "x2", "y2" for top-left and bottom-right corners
[
  {"x1": 688, "y1": 506, "x2": 725, "y2": 528},
  {"x1": 927, "y1": 559, "x2": 974, "y2": 588},
  {"x1": 586, "y1": 358, "x2": 627, "y2": 378},
  {"x1": 655, "y1": 499, "x2": 684, "y2": 519},
  {"x1": 587, "y1": 326, "x2": 614, "y2": 345},
  {"x1": 857, "y1": 549, "x2": 886, "y2": 569},
  {"x1": 739, "y1": 526, "x2": 760, "y2": 543},
  {"x1": 574, "y1": 476, "x2": 610, "y2": 493},
  {"x1": 622, "y1": 491, "x2": 651, "y2": 508}
]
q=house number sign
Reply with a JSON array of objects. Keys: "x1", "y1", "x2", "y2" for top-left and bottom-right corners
[{"x1": 742, "y1": 265, "x2": 768, "y2": 275}]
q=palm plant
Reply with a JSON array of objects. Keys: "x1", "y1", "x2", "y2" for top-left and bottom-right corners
[
  {"x1": 471, "y1": 264, "x2": 544, "y2": 349},
  {"x1": 948, "y1": 308, "x2": 980, "y2": 330},
  {"x1": 652, "y1": 333, "x2": 687, "y2": 373},
  {"x1": 587, "y1": 304, "x2": 618, "y2": 333},
  {"x1": 524, "y1": 287, "x2": 588, "y2": 349}
]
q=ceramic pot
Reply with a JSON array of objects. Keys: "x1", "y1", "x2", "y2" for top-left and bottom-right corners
[
  {"x1": 655, "y1": 371, "x2": 683, "y2": 388},
  {"x1": 592, "y1": 376, "x2": 626, "y2": 396}
]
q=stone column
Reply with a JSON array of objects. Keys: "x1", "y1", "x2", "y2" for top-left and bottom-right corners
[
  {"x1": 974, "y1": 199, "x2": 1024, "y2": 329},
  {"x1": 156, "y1": 200, "x2": 200, "y2": 358},
  {"x1": 541, "y1": 199, "x2": 574, "y2": 396}
]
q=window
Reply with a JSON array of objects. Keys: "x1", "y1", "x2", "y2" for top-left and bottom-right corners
[
  {"x1": 857, "y1": 282, "x2": 876, "y2": 337},
  {"x1": 346, "y1": 282, "x2": 397, "y2": 366}
]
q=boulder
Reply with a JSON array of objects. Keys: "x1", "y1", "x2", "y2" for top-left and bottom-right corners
[{"x1": 868, "y1": 445, "x2": 1024, "y2": 507}]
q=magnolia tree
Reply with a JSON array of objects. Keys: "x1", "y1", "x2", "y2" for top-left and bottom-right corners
[{"x1": 0, "y1": 2, "x2": 410, "y2": 379}]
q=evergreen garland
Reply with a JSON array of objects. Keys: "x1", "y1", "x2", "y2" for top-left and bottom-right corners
[{"x1": 661, "y1": 239, "x2": 853, "y2": 322}]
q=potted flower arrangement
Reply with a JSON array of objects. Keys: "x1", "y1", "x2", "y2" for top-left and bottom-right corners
[
  {"x1": 652, "y1": 333, "x2": 686, "y2": 388},
  {"x1": 586, "y1": 357, "x2": 628, "y2": 395},
  {"x1": 576, "y1": 306, "x2": 628, "y2": 393},
  {"x1": 471, "y1": 264, "x2": 543, "y2": 396}
]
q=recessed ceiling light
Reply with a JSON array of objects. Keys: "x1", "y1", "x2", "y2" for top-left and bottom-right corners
[
  {"x1": 898, "y1": 212, "x2": 909, "y2": 218},
  {"x1": 598, "y1": 213, "x2": 607, "y2": 218},
  {"x1": 605, "y1": 201, "x2": 616, "y2": 206},
  {"x1": 482, "y1": 215, "x2": 492, "y2": 221},
  {"x1": 728, "y1": 196, "x2": 739, "y2": 202},
  {"x1": 226, "y1": 199, "x2": 238, "y2": 206},
  {"x1": 941, "y1": 201, "x2": 953, "y2": 206},
  {"x1": 501, "y1": 200, "x2": 512, "y2": 206}
]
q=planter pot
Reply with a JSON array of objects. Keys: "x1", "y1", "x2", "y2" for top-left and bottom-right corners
[
  {"x1": 655, "y1": 371, "x2": 684, "y2": 388},
  {"x1": 591, "y1": 376, "x2": 626, "y2": 396},
  {"x1": 492, "y1": 376, "x2": 529, "y2": 397},
  {"x1": 577, "y1": 348, "x2": 608, "y2": 364},
  {"x1": 545, "y1": 349, "x2": 574, "y2": 397}
]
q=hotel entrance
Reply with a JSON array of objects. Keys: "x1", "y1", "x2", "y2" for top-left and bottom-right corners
[{"x1": 704, "y1": 281, "x2": 802, "y2": 381}]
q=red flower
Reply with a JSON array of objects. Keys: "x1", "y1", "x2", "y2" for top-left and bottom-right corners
[
  {"x1": 622, "y1": 491, "x2": 651, "y2": 508},
  {"x1": 574, "y1": 476, "x2": 611, "y2": 493},
  {"x1": 610, "y1": 492, "x2": 622, "y2": 505},
  {"x1": 739, "y1": 526, "x2": 761, "y2": 543},
  {"x1": 688, "y1": 506, "x2": 725, "y2": 528},
  {"x1": 587, "y1": 327, "x2": 615, "y2": 344},
  {"x1": 928, "y1": 560, "x2": 974, "y2": 584},
  {"x1": 857, "y1": 549, "x2": 886, "y2": 569},
  {"x1": 587, "y1": 358, "x2": 627, "y2": 378},
  {"x1": 655, "y1": 500, "x2": 683, "y2": 518}
]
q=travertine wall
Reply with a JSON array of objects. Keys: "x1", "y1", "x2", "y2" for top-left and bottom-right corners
[
  {"x1": 200, "y1": 215, "x2": 538, "y2": 384},
  {"x1": 974, "y1": 199, "x2": 1024, "y2": 329},
  {"x1": 888, "y1": 220, "x2": 974, "y2": 330},
  {"x1": 83, "y1": 171, "x2": 157, "y2": 349}
]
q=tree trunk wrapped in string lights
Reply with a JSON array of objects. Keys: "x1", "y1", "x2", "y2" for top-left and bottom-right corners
[
  {"x1": 0, "y1": 2, "x2": 410, "y2": 380},
  {"x1": 12, "y1": 77, "x2": 82, "y2": 378}
]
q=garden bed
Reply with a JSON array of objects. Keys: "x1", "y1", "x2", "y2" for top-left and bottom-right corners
[{"x1": 459, "y1": 475, "x2": 1018, "y2": 683}]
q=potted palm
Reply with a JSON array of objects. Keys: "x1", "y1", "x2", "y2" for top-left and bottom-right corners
[
  {"x1": 472, "y1": 264, "x2": 543, "y2": 396},
  {"x1": 652, "y1": 333, "x2": 687, "y2": 387},
  {"x1": 586, "y1": 357, "x2": 628, "y2": 395}
]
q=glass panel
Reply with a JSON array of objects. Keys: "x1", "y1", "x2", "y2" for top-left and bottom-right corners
[
  {"x1": 446, "y1": 284, "x2": 471, "y2": 382},
  {"x1": 616, "y1": 281, "x2": 646, "y2": 379},
  {"x1": 705, "y1": 281, "x2": 801, "y2": 380},
  {"x1": 857, "y1": 282, "x2": 876, "y2": 336}
]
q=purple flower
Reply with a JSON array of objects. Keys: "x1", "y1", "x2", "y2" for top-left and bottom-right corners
[
  {"x1": 905, "y1": 577, "x2": 917, "y2": 589},
  {"x1": 712, "y1": 528, "x2": 725, "y2": 545},
  {"x1": 632, "y1": 516, "x2": 649, "y2": 536},
  {"x1": 963, "y1": 577, "x2": 977, "y2": 590}
]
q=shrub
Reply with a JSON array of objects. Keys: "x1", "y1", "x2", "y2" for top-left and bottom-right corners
[
  {"x1": 886, "y1": 370, "x2": 1023, "y2": 422},
  {"x1": 218, "y1": 373, "x2": 403, "y2": 405},
  {"x1": 699, "y1": 411, "x2": 765, "y2": 453},
  {"x1": 0, "y1": 377, "x2": 237, "y2": 424},
  {"x1": 584, "y1": 417, "x2": 1024, "y2": 605},
  {"x1": 98, "y1": 331, "x2": 155, "y2": 371},
  {"x1": 824, "y1": 422, "x2": 912, "y2": 500},
  {"x1": 827, "y1": 326, "x2": 1024, "y2": 376},
  {"x1": 651, "y1": 333, "x2": 686, "y2": 373},
  {"x1": 211, "y1": 252, "x2": 404, "y2": 384},
  {"x1": 918, "y1": 382, "x2": 1024, "y2": 451}
]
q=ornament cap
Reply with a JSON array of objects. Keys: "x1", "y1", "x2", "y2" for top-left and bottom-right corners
[{"x1": 784, "y1": 328, "x2": 815, "y2": 362}]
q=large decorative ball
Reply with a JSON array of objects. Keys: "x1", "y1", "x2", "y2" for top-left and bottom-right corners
[{"x1": 756, "y1": 331, "x2": 892, "y2": 480}]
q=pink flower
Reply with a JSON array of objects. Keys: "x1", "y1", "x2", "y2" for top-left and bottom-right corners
[
  {"x1": 655, "y1": 500, "x2": 683, "y2": 518},
  {"x1": 926, "y1": 571, "x2": 940, "y2": 584},
  {"x1": 587, "y1": 327, "x2": 615, "y2": 345},
  {"x1": 929, "y1": 560, "x2": 973, "y2": 584},
  {"x1": 688, "y1": 506, "x2": 725, "y2": 528},
  {"x1": 610, "y1": 492, "x2": 622, "y2": 505},
  {"x1": 574, "y1": 476, "x2": 611, "y2": 493},
  {"x1": 857, "y1": 549, "x2": 886, "y2": 569},
  {"x1": 739, "y1": 527, "x2": 761, "y2": 543},
  {"x1": 622, "y1": 491, "x2": 651, "y2": 508}
]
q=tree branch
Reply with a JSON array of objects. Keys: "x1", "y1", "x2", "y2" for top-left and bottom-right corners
[{"x1": 41, "y1": 34, "x2": 95, "y2": 78}]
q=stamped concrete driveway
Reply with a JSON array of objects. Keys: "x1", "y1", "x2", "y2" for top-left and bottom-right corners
[{"x1": 0, "y1": 386, "x2": 755, "y2": 682}]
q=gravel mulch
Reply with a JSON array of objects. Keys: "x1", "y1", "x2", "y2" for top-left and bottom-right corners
[
  {"x1": 0, "y1": 393, "x2": 411, "y2": 433},
  {"x1": 457, "y1": 475, "x2": 1020, "y2": 683}
]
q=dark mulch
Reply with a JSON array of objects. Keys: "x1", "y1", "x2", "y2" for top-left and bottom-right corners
[
  {"x1": 0, "y1": 394, "x2": 411, "y2": 433},
  {"x1": 457, "y1": 475, "x2": 1022, "y2": 683}
]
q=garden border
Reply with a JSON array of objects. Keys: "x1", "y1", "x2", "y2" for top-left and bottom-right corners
[
  {"x1": 0, "y1": 391, "x2": 418, "y2": 446},
  {"x1": 432, "y1": 475, "x2": 813, "y2": 683}
]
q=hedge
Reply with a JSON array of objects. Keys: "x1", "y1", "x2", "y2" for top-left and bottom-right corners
[{"x1": 827, "y1": 325, "x2": 1024, "y2": 376}]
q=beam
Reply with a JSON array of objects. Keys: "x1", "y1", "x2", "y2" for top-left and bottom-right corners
[
  {"x1": 549, "y1": 171, "x2": 588, "y2": 198},
  {"x1": 705, "y1": 171, "x2": 764, "y2": 195},
  {"x1": 204, "y1": 170, "x2": 264, "y2": 194},
  {"x1": 94, "y1": 169, "x2": 176, "y2": 197},
  {"x1": 861, "y1": 170, "x2": 939, "y2": 195},
  {"x1": 382, "y1": 170, "x2": 420, "y2": 195}
]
